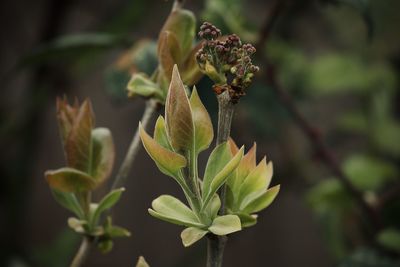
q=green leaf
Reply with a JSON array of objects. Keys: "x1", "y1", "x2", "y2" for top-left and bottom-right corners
[
  {"x1": 91, "y1": 188, "x2": 125, "y2": 226},
  {"x1": 242, "y1": 185, "x2": 280, "y2": 213},
  {"x1": 45, "y1": 167, "x2": 97, "y2": 192},
  {"x1": 139, "y1": 123, "x2": 187, "y2": 178},
  {"x1": 208, "y1": 215, "x2": 242, "y2": 235},
  {"x1": 238, "y1": 158, "x2": 273, "y2": 205},
  {"x1": 90, "y1": 128, "x2": 115, "y2": 183},
  {"x1": 136, "y1": 256, "x2": 150, "y2": 267},
  {"x1": 127, "y1": 73, "x2": 163, "y2": 100},
  {"x1": 160, "y1": 8, "x2": 196, "y2": 61},
  {"x1": 149, "y1": 195, "x2": 204, "y2": 228},
  {"x1": 64, "y1": 99, "x2": 94, "y2": 173},
  {"x1": 154, "y1": 116, "x2": 173, "y2": 150},
  {"x1": 190, "y1": 87, "x2": 214, "y2": 154},
  {"x1": 51, "y1": 190, "x2": 84, "y2": 218},
  {"x1": 97, "y1": 239, "x2": 113, "y2": 253},
  {"x1": 236, "y1": 212, "x2": 257, "y2": 228},
  {"x1": 67, "y1": 217, "x2": 87, "y2": 233},
  {"x1": 106, "y1": 225, "x2": 131, "y2": 238},
  {"x1": 203, "y1": 146, "x2": 244, "y2": 210},
  {"x1": 202, "y1": 143, "x2": 233, "y2": 199},
  {"x1": 377, "y1": 228, "x2": 400, "y2": 253},
  {"x1": 158, "y1": 31, "x2": 182, "y2": 82},
  {"x1": 165, "y1": 65, "x2": 194, "y2": 153},
  {"x1": 181, "y1": 227, "x2": 208, "y2": 247}
]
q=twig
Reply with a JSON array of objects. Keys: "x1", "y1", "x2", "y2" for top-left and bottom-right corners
[
  {"x1": 255, "y1": 0, "x2": 382, "y2": 232},
  {"x1": 70, "y1": 237, "x2": 92, "y2": 267},
  {"x1": 111, "y1": 99, "x2": 158, "y2": 190},
  {"x1": 207, "y1": 90, "x2": 235, "y2": 267}
]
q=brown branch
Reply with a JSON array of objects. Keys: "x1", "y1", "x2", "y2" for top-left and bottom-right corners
[{"x1": 255, "y1": 0, "x2": 383, "y2": 233}]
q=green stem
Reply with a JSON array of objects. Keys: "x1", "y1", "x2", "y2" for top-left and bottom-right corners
[
  {"x1": 69, "y1": 236, "x2": 91, "y2": 267},
  {"x1": 111, "y1": 99, "x2": 158, "y2": 190},
  {"x1": 207, "y1": 90, "x2": 235, "y2": 267}
]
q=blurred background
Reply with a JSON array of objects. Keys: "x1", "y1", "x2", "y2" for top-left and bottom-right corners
[{"x1": 1, "y1": 0, "x2": 400, "y2": 266}]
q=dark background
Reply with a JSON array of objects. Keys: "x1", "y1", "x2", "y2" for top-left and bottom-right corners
[{"x1": 1, "y1": 0, "x2": 399, "y2": 266}]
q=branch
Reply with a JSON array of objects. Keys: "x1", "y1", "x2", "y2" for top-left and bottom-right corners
[
  {"x1": 254, "y1": 0, "x2": 382, "y2": 232},
  {"x1": 111, "y1": 99, "x2": 158, "y2": 190},
  {"x1": 70, "y1": 237, "x2": 91, "y2": 267}
]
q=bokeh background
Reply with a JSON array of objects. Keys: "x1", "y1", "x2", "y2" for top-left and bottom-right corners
[{"x1": 1, "y1": 0, "x2": 400, "y2": 266}]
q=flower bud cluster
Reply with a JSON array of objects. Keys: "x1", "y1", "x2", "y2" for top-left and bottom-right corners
[{"x1": 196, "y1": 22, "x2": 259, "y2": 101}]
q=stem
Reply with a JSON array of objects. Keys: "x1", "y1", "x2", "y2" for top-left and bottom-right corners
[
  {"x1": 70, "y1": 237, "x2": 91, "y2": 267},
  {"x1": 111, "y1": 99, "x2": 158, "y2": 190},
  {"x1": 207, "y1": 90, "x2": 235, "y2": 267}
]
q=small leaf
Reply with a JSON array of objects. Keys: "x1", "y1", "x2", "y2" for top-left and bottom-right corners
[
  {"x1": 51, "y1": 190, "x2": 84, "y2": 218},
  {"x1": 202, "y1": 143, "x2": 233, "y2": 198},
  {"x1": 136, "y1": 256, "x2": 150, "y2": 267},
  {"x1": 139, "y1": 123, "x2": 187, "y2": 177},
  {"x1": 149, "y1": 195, "x2": 204, "y2": 228},
  {"x1": 90, "y1": 128, "x2": 115, "y2": 183},
  {"x1": 67, "y1": 217, "x2": 87, "y2": 233},
  {"x1": 377, "y1": 228, "x2": 400, "y2": 253},
  {"x1": 165, "y1": 65, "x2": 194, "y2": 153},
  {"x1": 45, "y1": 167, "x2": 97, "y2": 192},
  {"x1": 190, "y1": 87, "x2": 213, "y2": 154},
  {"x1": 158, "y1": 31, "x2": 181, "y2": 81},
  {"x1": 208, "y1": 215, "x2": 242, "y2": 236},
  {"x1": 98, "y1": 239, "x2": 113, "y2": 253},
  {"x1": 65, "y1": 99, "x2": 94, "y2": 173},
  {"x1": 106, "y1": 226, "x2": 131, "y2": 238},
  {"x1": 242, "y1": 185, "x2": 280, "y2": 213},
  {"x1": 91, "y1": 188, "x2": 125, "y2": 226},
  {"x1": 236, "y1": 213, "x2": 258, "y2": 228},
  {"x1": 181, "y1": 227, "x2": 208, "y2": 247},
  {"x1": 127, "y1": 73, "x2": 163, "y2": 100},
  {"x1": 203, "y1": 146, "x2": 244, "y2": 210},
  {"x1": 154, "y1": 116, "x2": 172, "y2": 150},
  {"x1": 238, "y1": 158, "x2": 273, "y2": 204}
]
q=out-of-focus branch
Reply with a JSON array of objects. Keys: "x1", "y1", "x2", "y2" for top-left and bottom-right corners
[{"x1": 256, "y1": 0, "x2": 383, "y2": 232}]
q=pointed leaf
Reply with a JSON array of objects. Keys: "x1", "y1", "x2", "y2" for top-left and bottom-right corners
[
  {"x1": 208, "y1": 215, "x2": 242, "y2": 236},
  {"x1": 149, "y1": 195, "x2": 204, "y2": 228},
  {"x1": 165, "y1": 65, "x2": 194, "y2": 153},
  {"x1": 202, "y1": 143, "x2": 232, "y2": 198},
  {"x1": 106, "y1": 226, "x2": 131, "y2": 238},
  {"x1": 154, "y1": 116, "x2": 172, "y2": 150},
  {"x1": 56, "y1": 97, "x2": 79, "y2": 146},
  {"x1": 51, "y1": 189, "x2": 84, "y2": 218},
  {"x1": 127, "y1": 72, "x2": 163, "y2": 99},
  {"x1": 203, "y1": 146, "x2": 244, "y2": 209},
  {"x1": 136, "y1": 256, "x2": 150, "y2": 267},
  {"x1": 190, "y1": 87, "x2": 213, "y2": 154},
  {"x1": 238, "y1": 158, "x2": 273, "y2": 203},
  {"x1": 181, "y1": 227, "x2": 208, "y2": 247},
  {"x1": 242, "y1": 185, "x2": 280, "y2": 213},
  {"x1": 65, "y1": 99, "x2": 94, "y2": 172},
  {"x1": 236, "y1": 213, "x2": 258, "y2": 228},
  {"x1": 181, "y1": 42, "x2": 203, "y2": 85},
  {"x1": 158, "y1": 31, "x2": 181, "y2": 81},
  {"x1": 139, "y1": 123, "x2": 186, "y2": 177},
  {"x1": 91, "y1": 188, "x2": 125, "y2": 226},
  {"x1": 45, "y1": 167, "x2": 97, "y2": 192},
  {"x1": 90, "y1": 127, "x2": 115, "y2": 183}
]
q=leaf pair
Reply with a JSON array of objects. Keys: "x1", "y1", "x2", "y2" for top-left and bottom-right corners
[
  {"x1": 45, "y1": 98, "x2": 115, "y2": 193},
  {"x1": 225, "y1": 139, "x2": 280, "y2": 227},
  {"x1": 148, "y1": 195, "x2": 241, "y2": 247}
]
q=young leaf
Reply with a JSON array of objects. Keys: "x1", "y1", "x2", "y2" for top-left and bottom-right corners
[
  {"x1": 203, "y1": 147, "x2": 244, "y2": 209},
  {"x1": 154, "y1": 116, "x2": 173, "y2": 150},
  {"x1": 65, "y1": 99, "x2": 94, "y2": 173},
  {"x1": 165, "y1": 65, "x2": 194, "y2": 153},
  {"x1": 238, "y1": 158, "x2": 273, "y2": 203},
  {"x1": 158, "y1": 31, "x2": 181, "y2": 81},
  {"x1": 67, "y1": 217, "x2": 87, "y2": 233},
  {"x1": 236, "y1": 213, "x2": 258, "y2": 228},
  {"x1": 139, "y1": 123, "x2": 187, "y2": 177},
  {"x1": 136, "y1": 256, "x2": 150, "y2": 267},
  {"x1": 127, "y1": 73, "x2": 163, "y2": 100},
  {"x1": 149, "y1": 195, "x2": 204, "y2": 228},
  {"x1": 45, "y1": 167, "x2": 97, "y2": 192},
  {"x1": 242, "y1": 185, "x2": 280, "y2": 213},
  {"x1": 56, "y1": 97, "x2": 79, "y2": 145},
  {"x1": 190, "y1": 87, "x2": 213, "y2": 154},
  {"x1": 181, "y1": 227, "x2": 208, "y2": 247},
  {"x1": 51, "y1": 189, "x2": 84, "y2": 218},
  {"x1": 91, "y1": 188, "x2": 125, "y2": 226},
  {"x1": 202, "y1": 143, "x2": 233, "y2": 198},
  {"x1": 90, "y1": 128, "x2": 115, "y2": 183},
  {"x1": 106, "y1": 225, "x2": 131, "y2": 238},
  {"x1": 208, "y1": 215, "x2": 242, "y2": 236}
]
